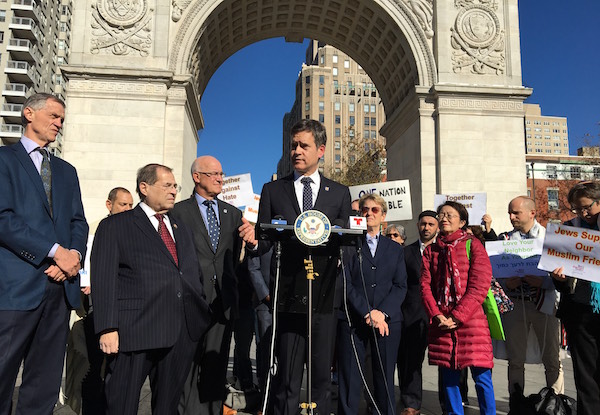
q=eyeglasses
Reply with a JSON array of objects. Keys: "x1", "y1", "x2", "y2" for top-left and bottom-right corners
[
  {"x1": 195, "y1": 171, "x2": 225, "y2": 178},
  {"x1": 436, "y1": 212, "x2": 459, "y2": 220},
  {"x1": 386, "y1": 233, "x2": 400, "y2": 238},
  {"x1": 361, "y1": 206, "x2": 381, "y2": 214},
  {"x1": 149, "y1": 183, "x2": 181, "y2": 193},
  {"x1": 571, "y1": 200, "x2": 598, "y2": 214}
]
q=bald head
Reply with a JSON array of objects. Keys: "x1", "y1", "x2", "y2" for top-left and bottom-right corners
[
  {"x1": 508, "y1": 196, "x2": 536, "y2": 233},
  {"x1": 191, "y1": 155, "x2": 224, "y2": 199}
]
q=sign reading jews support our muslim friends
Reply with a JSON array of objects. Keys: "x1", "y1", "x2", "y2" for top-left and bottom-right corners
[
  {"x1": 349, "y1": 180, "x2": 412, "y2": 222},
  {"x1": 217, "y1": 173, "x2": 255, "y2": 208},
  {"x1": 433, "y1": 193, "x2": 487, "y2": 226},
  {"x1": 538, "y1": 223, "x2": 600, "y2": 283}
]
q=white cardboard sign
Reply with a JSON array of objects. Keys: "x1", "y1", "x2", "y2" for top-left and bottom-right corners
[
  {"x1": 485, "y1": 239, "x2": 546, "y2": 278},
  {"x1": 434, "y1": 193, "x2": 487, "y2": 226},
  {"x1": 218, "y1": 173, "x2": 254, "y2": 208},
  {"x1": 349, "y1": 180, "x2": 412, "y2": 222}
]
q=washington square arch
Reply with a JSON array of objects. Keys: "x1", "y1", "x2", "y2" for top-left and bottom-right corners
[{"x1": 63, "y1": 0, "x2": 531, "y2": 229}]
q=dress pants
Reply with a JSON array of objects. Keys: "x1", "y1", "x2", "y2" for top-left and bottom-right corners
[
  {"x1": 0, "y1": 281, "x2": 69, "y2": 415},
  {"x1": 397, "y1": 318, "x2": 428, "y2": 410},
  {"x1": 503, "y1": 299, "x2": 563, "y2": 394},
  {"x1": 179, "y1": 304, "x2": 233, "y2": 415},
  {"x1": 562, "y1": 308, "x2": 600, "y2": 415},
  {"x1": 104, "y1": 320, "x2": 196, "y2": 415},
  {"x1": 441, "y1": 367, "x2": 495, "y2": 415},
  {"x1": 337, "y1": 319, "x2": 401, "y2": 415},
  {"x1": 271, "y1": 312, "x2": 335, "y2": 415},
  {"x1": 233, "y1": 305, "x2": 255, "y2": 390}
]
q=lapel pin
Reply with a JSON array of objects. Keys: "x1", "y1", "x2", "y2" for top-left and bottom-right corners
[
  {"x1": 325, "y1": 186, "x2": 330, "y2": 191},
  {"x1": 173, "y1": 223, "x2": 178, "y2": 229},
  {"x1": 223, "y1": 208, "x2": 228, "y2": 214}
]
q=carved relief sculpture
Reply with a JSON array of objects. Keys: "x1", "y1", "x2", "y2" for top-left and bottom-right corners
[
  {"x1": 451, "y1": 0, "x2": 505, "y2": 75},
  {"x1": 172, "y1": 0, "x2": 193, "y2": 22},
  {"x1": 404, "y1": 0, "x2": 434, "y2": 38},
  {"x1": 91, "y1": 0, "x2": 154, "y2": 56}
]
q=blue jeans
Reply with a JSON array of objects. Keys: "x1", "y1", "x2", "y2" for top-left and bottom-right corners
[{"x1": 441, "y1": 367, "x2": 495, "y2": 415}]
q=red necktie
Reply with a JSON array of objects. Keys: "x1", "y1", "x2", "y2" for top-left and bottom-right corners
[{"x1": 155, "y1": 214, "x2": 178, "y2": 266}]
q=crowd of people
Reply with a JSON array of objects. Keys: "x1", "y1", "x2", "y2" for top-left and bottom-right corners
[{"x1": 0, "y1": 96, "x2": 598, "y2": 415}]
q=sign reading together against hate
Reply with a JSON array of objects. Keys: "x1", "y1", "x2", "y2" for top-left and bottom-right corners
[
  {"x1": 349, "y1": 180, "x2": 412, "y2": 222},
  {"x1": 538, "y1": 223, "x2": 600, "y2": 283},
  {"x1": 485, "y1": 239, "x2": 546, "y2": 278},
  {"x1": 218, "y1": 173, "x2": 254, "y2": 208},
  {"x1": 433, "y1": 193, "x2": 487, "y2": 226}
]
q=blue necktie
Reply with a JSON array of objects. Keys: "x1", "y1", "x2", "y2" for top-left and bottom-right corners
[
  {"x1": 301, "y1": 177, "x2": 313, "y2": 211},
  {"x1": 37, "y1": 148, "x2": 52, "y2": 215},
  {"x1": 203, "y1": 200, "x2": 220, "y2": 252}
]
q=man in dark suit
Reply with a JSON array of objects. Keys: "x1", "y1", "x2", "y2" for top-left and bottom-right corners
[
  {"x1": 245, "y1": 119, "x2": 352, "y2": 415},
  {"x1": 91, "y1": 163, "x2": 210, "y2": 415},
  {"x1": 0, "y1": 93, "x2": 88, "y2": 415},
  {"x1": 397, "y1": 210, "x2": 438, "y2": 415},
  {"x1": 173, "y1": 156, "x2": 245, "y2": 415}
]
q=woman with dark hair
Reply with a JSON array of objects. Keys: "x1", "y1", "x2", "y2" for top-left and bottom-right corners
[
  {"x1": 421, "y1": 201, "x2": 495, "y2": 415},
  {"x1": 551, "y1": 181, "x2": 600, "y2": 415}
]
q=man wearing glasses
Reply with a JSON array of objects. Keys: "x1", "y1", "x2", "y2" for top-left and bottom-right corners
[
  {"x1": 91, "y1": 163, "x2": 210, "y2": 414},
  {"x1": 498, "y1": 196, "x2": 564, "y2": 409},
  {"x1": 173, "y1": 156, "x2": 246, "y2": 415}
]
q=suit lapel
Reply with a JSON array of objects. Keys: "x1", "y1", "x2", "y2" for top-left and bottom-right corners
[
  {"x1": 133, "y1": 206, "x2": 177, "y2": 267},
  {"x1": 13, "y1": 142, "x2": 52, "y2": 217},
  {"x1": 313, "y1": 174, "x2": 333, "y2": 212},
  {"x1": 282, "y1": 176, "x2": 301, "y2": 216},
  {"x1": 185, "y1": 196, "x2": 212, "y2": 251},
  {"x1": 215, "y1": 199, "x2": 231, "y2": 254}
]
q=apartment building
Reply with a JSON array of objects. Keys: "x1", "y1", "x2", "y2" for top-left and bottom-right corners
[{"x1": 524, "y1": 103, "x2": 569, "y2": 156}]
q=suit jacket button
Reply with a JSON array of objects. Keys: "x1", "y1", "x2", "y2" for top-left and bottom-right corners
[
  {"x1": 177, "y1": 291, "x2": 182, "y2": 298},
  {"x1": 371, "y1": 283, "x2": 376, "y2": 288},
  {"x1": 179, "y1": 271, "x2": 183, "y2": 276}
]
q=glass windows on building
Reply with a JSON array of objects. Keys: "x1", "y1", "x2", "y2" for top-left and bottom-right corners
[
  {"x1": 335, "y1": 115, "x2": 341, "y2": 124},
  {"x1": 333, "y1": 68, "x2": 338, "y2": 76},
  {"x1": 333, "y1": 55, "x2": 338, "y2": 63},
  {"x1": 570, "y1": 166, "x2": 581, "y2": 180},
  {"x1": 364, "y1": 116, "x2": 369, "y2": 126},
  {"x1": 344, "y1": 59, "x2": 350, "y2": 69},
  {"x1": 335, "y1": 141, "x2": 341, "y2": 150},
  {"x1": 319, "y1": 75, "x2": 325, "y2": 84},
  {"x1": 370, "y1": 104, "x2": 376, "y2": 113},
  {"x1": 305, "y1": 76, "x2": 310, "y2": 84},
  {"x1": 335, "y1": 128, "x2": 341, "y2": 137},
  {"x1": 319, "y1": 114, "x2": 325, "y2": 123},
  {"x1": 319, "y1": 101, "x2": 324, "y2": 111},
  {"x1": 349, "y1": 103, "x2": 355, "y2": 112},
  {"x1": 334, "y1": 102, "x2": 341, "y2": 111},
  {"x1": 319, "y1": 88, "x2": 324, "y2": 97},
  {"x1": 349, "y1": 116, "x2": 355, "y2": 125},
  {"x1": 546, "y1": 165, "x2": 557, "y2": 179},
  {"x1": 371, "y1": 117, "x2": 376, "y2": 126},
  {"x1": 547, "y1": 189, "x2": 559, "y2": 210}
]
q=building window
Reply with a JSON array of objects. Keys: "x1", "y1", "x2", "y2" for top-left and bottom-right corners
[
  {"x1": 534, "y1": 121, "x2": 541, "y2": 125},
  {"x1": 547, "y1": 189, "x2": 559, "y2": 210},
  {"x1": 335, "y1": 141, "x2": 341, "y2": 150},
  {"x1": 335, "y1": 154, "x2": 341, "y2": 164},
  {"x1": 371, "y1": 117, "x2": 376, "y2": 126},
  {"x1": 305, "y1": 89, "x2": 310, "y2": 97},
  {"x1": 344, "y1": 59, "x2": 350, "y2": 68},
  {"x1": 318, "y1": 114, "x2": 324, "y2": 123},
  {"x1": 334, "y1": 102, "x2": 341, "y2": 111},
  {"x1": 305, "y1": 102, "x2": 310, "y2": 111},
  {"x1": 320, "y1": 55, "x2": 324, "y2": 65},
  {"x1": 333, "y1": 68, "x2": 338, "y2": 76},
  {"x1": 349, "y1": 116, "x2": 355, "y2": 126},
  {"x1": 526, "y1": 120, "x2": 531, "y2": 125},
  {"x1": 319, "y1": 101, "x2": 324, "y2": 111},
  {"x1": 0, "y1": 10, "x2": 5, "y2": 22},
  {"x1": 335, "y1": 128, "x2": 341, "y2": 137},
  {"x1": 370, "y1": 104, "x2": 376, "y2": 113},
  {"x1": 335, "y1": 115, "x2": 340, "y2": 124},
  {"x1": 526, "y1": 134, "x2": 531, "y2": 138},
  {"x1": 319, "y1": 75, "x2": 324, "y2": 84},
  {"x1": 546, "y1": 165, "x2": 557, "y2": 179},
  {"x1": 332, "y1": 55, "x2": 338, "y2": 63},
  {"x1": 319, "y1": 88, "x2": 324, "y2": 97},
  {"x1": 570, "y1": 166, "x2": 581, "y2": 179},
  {"x1": 0, "y1": 32, "x2": 3, "y2": 43},
  {"x1": 349, "y1": 103, "x2": 355, "y2": 113},
  {"x1": 305, "y1": 76, "x2": 310, "y2": 84},
  {"x1": 364, "y1": 104, "x2": 369, "y2": 113},
  {"x1": 594, "y1": 167, "x2": 600, "y2": 179},
  {"x1": 365, "y1": 143, "x2": 370, "y2": 151},
  {"x1": 349, "y1": 129, "x2": 355, "y2": 138},
  {"x1": 364, "y1": 117, "x2": 370, "y2": 126}
]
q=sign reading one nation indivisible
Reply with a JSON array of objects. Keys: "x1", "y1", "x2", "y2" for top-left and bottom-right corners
[
  {"x1": 485, "y1": 239, "x2": 546, "y2": 278},
  {"x1": 349, "y1": 180, "x2": 412, "y2": 222},
  {"x1": 433, "y1": 193, "x2": 487, "y2": 226},
  {"x1": 218, "y1": 173, "x2": 255, "y2": 208},
  {"x1": 538, "y1": 223, "x2": 600, "y2": 283}
]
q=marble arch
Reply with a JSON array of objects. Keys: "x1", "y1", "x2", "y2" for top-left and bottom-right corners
[{"x1": 64, "y1": 0, "x2": 530, "y2": 232}]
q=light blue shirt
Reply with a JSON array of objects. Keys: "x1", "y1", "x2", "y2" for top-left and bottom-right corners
[
  {"x1": 366, "y1": 232, "x2": 379, "y2": 257},
  {"x1": 194, "y1": 193, "x2": 220, "y2": 230}
]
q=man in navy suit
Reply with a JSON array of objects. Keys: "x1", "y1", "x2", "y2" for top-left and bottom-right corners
[
  {"x1": 0, "y1": 93, "x2": 88, "y2": 415},
  {"x1": 241, "y1": 119, "x2": 352, "y2": 415},
  {"x1": 397, "y1": 210, "x2": 438, "y2": 415},
  {"x1": 173, "y1": 156, "x2": 245, "y2": 415},
  {"x1": 91, "y1": 163, "x2": 211, "y2": 415}
]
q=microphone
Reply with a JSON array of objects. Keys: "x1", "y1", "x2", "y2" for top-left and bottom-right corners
[{"x1": 271, "y1": 216, "x2": 287, "y2": 232}]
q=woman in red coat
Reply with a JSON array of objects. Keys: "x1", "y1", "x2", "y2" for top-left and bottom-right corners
[{"x1": 421, "y1": 201, "x2": 495, "y2": 415}]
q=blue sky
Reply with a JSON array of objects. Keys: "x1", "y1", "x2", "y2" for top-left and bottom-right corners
[{"x1": 198, "y1": 1, "x2": 600, "y2": 195}]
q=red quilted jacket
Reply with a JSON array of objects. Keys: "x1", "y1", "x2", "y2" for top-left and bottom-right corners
[{"x1": 420, "y1": 230, "x2": 493, "y2": 370}]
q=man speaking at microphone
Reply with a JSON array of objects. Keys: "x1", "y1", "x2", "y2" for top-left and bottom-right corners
[{"x1": 243, "y1": 119, "x2": 351, "y2": 415}]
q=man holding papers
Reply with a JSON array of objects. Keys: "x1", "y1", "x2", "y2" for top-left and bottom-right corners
[{"x1": 497, "y1": 196, "x2": 563, "y2": 407}]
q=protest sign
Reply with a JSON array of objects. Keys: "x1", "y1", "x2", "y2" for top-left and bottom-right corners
[
  {"x1": 349, "y1": 180, "x2": 412, "y2": 222},
  {"x1": 434, "y1": 193, "x2": 487, "y2": 225},
  {"x1": 243, "y1": 193, "x2": 260, "y2": 224},
  {"x1": 486, "y1": 239, "x2": 546, "y2": 278},
  {"x1": 218, "y1": 173, "x2": 254, "y2": 208},
  {"x1": 538, "y1": 223, "x2": 600, "y2": 283}
]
